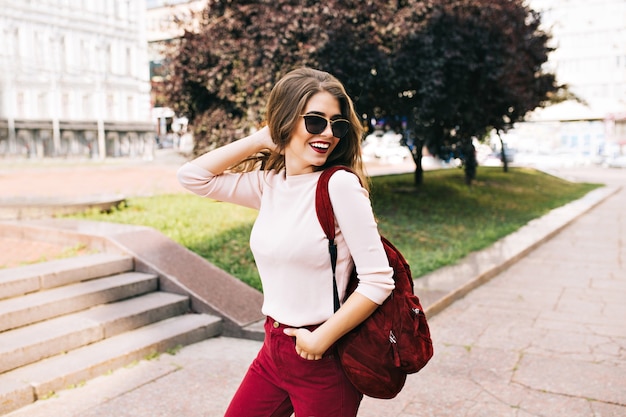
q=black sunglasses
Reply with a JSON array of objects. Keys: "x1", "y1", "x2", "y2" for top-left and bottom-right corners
[{"x1": 301, "y1": 114, "x2": 350, "y2": 139}]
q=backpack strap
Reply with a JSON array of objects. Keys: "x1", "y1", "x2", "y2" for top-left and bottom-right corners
[{"x1": 315, "y1": 166, "x2": 357, "y2": 312}]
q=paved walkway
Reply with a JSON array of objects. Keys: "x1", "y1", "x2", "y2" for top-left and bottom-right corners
[{"x1": 1, "y1": 154, "x2": 625, "y2": 416}]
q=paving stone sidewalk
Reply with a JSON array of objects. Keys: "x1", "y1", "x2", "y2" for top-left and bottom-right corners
[{"x1": 2, "y1": 159, "x2": 625, "y2": 416}]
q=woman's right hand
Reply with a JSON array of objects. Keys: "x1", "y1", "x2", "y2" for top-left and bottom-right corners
[{"x1": 254, "y1": 125, "x2": 276, "y2": 153}]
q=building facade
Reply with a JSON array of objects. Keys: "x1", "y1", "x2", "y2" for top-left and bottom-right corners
[
  {"x1": 506, "y1": 0, "x2": 626, "y2": 161},
  {"x1": 0, "y1": 0, "x2": 154, "y2": 159}
]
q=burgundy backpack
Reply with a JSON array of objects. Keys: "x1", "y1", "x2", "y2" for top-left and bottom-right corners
[{"x1": 315, "y1": 166, "x2": 434, "y2": 399}]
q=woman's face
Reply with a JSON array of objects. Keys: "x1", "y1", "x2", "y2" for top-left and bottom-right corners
[{"x1": 284, "y1": 91, "x2": 343, "y2": 175}]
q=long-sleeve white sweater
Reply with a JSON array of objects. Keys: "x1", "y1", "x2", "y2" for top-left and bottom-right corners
[{"x1": 177, "y1": 162, "x2": 394, "y2": 327}]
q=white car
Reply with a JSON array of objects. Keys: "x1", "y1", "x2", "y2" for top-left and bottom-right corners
[{"x1": 362, "y1": 129, "x2": 411, "y2": 164}]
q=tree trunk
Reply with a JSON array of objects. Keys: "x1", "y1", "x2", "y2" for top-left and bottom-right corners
[
  {"x1": 463, "y1": 141, "x2": 477, "y2": 186},
  {"x1": 411, "y1": 144, "x2": 424, "y2": 186},
  {"x1": 498, "y1": 131, "x2": 509, "y2": 173}
]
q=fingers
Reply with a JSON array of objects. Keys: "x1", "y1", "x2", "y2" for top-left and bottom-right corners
[
  {"x1": 296, "y1": 347, "x2": 322, "y2": 361},
  {"x1": 285, "y1": 328, "x2": 322, "y2": 360}
]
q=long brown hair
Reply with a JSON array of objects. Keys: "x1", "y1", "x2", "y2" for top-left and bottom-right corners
[{"x1": 235, "y1": 67, "x2": 368, "y2": 189}]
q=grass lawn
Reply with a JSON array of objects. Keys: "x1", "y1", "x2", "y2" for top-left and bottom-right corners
[{"x1": 68, "y1": 166, "x2": 600, "y2": 291}]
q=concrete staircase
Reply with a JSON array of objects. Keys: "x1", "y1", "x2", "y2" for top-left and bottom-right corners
[{"x1": 0, "y1": 252, "x2": 222, "y2": 415}]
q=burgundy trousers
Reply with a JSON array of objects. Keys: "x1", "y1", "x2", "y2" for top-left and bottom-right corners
[{"x1": 224, "y1": 317, "x2": 362, "y2": 417}]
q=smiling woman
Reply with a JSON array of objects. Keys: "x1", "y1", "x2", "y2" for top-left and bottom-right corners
[{"x1": 176, "y1": 67, "x2": 394, "y2": 416}]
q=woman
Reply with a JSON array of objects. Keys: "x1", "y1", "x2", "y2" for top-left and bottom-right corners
[{"x1": 177, "y1": 67, "x2": 394, "y2": 417}]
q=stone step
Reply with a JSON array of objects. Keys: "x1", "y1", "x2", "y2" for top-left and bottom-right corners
[
  {"x1": 0, "y1": 292, "x2": 190, "y2": 374},
  {"x1": 0, "y1": 272, "x2": 158, "y2": 332},
  {"x1": 0, "y1": 313, "x2": 222, "y2": 415},
  {"x1": 0, "y1": 253, "x2": 134, "y2": 301}
]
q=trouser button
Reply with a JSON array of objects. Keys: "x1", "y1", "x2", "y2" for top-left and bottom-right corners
[{"x1": 273, "y1": 321, "x2": 280, "y2": 328}]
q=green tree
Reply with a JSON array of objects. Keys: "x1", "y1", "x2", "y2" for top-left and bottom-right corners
[
  {"x1": 388, "y1": 0, "x2": 559, "y2": 185},
  {"x1": 163, "y1": 0, "x2": 559, "y2": 187}
]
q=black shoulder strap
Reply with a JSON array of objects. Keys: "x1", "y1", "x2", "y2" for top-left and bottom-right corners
[{"x1": 315, "y1": 166, "x2": 357, "y2": 312}]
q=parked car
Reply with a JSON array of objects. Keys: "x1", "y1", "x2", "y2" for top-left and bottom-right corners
[
  {"x1": 606, "y1": 155, "x2": 626, "y2": 168},
  {"x1": 362, "y1": 129, "x2": 411, "y2": 164}
]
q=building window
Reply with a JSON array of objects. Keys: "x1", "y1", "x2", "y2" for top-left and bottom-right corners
[
  {"x1": 107, "y1": 94, "x2": 115, "y2": 120},
  {"x1": 60, "y1": 35, "x2": 67, "y2": 72},
  {"x1": 126, "y1": 46, "x2": 132, "y2": 76},
  {"x1": 10, "y1": 28, "x2": 20, "y2": 68},
  {"x1": 38, "y1": 93, "x2": 48, "y2": 119},
  {"x1": 62, "y1": 93, "x2": 70, "y2": 119},
  {"x1": 83, "y1": 94, "x2": 92, "y2": 119},
  {"x1": 80, "y1": 39, "x2": 89, "y2": 71},
  {"x1": 17, "y1": 93, "x2": 25, "y2": 119},
  {"x1": 106, "y1": 44, "x2": 113, "y2": 74},
  {"x1": 34, "y1": 31, "x2": 43, "y2": 68},
  {"x1": 127, "y1": 95, "x2": 135, "y2": 120}
]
